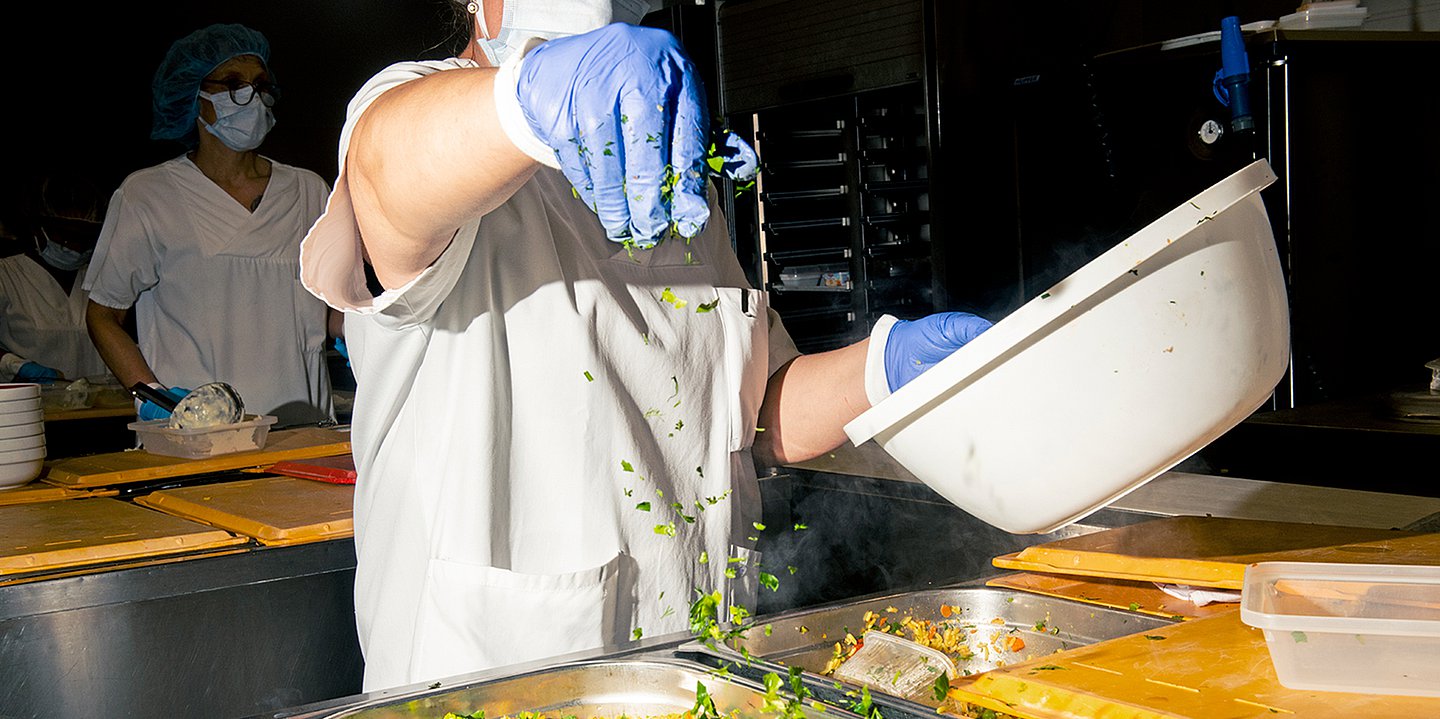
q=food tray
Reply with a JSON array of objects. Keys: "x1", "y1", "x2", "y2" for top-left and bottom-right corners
[
  {"x1": 304, "y1": 657, "x2": 853, "y2": 719},
  {"x1": 1241, "y1": 561, "x2": 1440, "y2": 697},
  {"x1": 687, "y1": 586, "x2": 1174, "y2": 716},
  {"x1": 128, "y1": 414, "x2": 277, "y2": 459}
]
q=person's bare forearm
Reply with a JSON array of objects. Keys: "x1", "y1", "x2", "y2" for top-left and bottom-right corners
[
  {"x1": 754, "y1": 339, "x2": 871, "y2": 466},
  {"x1": 348, "y1": 67, "x2": 537, "y2": 289},
  {"x1": 85, "y1": 300, "x2": 158, "y2": 388}
]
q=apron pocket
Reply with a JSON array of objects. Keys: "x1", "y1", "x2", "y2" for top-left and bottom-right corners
[
  {"x1": 714, "y1": 288, "x2": 768, "y2": 453},
  {"x1": 411, "y1": 554, "x2": 623, "y2": 682}
]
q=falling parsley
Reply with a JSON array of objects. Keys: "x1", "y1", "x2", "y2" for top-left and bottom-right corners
[
  {"x1": 759, "y1": 572, "x2": 779, "y2": 592},
  {"x1": 583, "y1": 371, "x2": 594, "y2": 382},
  {"x1": 696, "y1": 299, "x2": 720, "y2": 313},
  {"x1": 636, "y1": 502, "x2": 652, "y2": 512},
  {"x1": 659, "y1": 287, "x2": 688, "y2": 310},
  {"x1": 654, "y1": 523, "x2": 676, "y2": 537},
  {"x1": 633, "y1": 627, "x2": 644, "y2": 640},
  {"x1": 621, "y1": 460, "x2": 634, "y2": 473}
]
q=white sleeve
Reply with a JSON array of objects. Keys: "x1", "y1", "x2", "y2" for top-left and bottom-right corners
[
  {"x1": 83, "y1": 184, "x2": 161, "y2": 310},
  {"x1": 299, "y1": 60, "x2": 483, "y2": 328}
]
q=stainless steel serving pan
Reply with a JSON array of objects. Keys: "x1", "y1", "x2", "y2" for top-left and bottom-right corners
[
  {"x1": 680, "y1": 585, "x2": 1178, "y2": 718},
  {"x1": 305, "y1": 656, "x2": 858, "y2": 719}
]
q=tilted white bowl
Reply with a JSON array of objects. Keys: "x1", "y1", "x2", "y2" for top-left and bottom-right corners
[{"x1": 845, "y1": 160, "x2": 1289, "y2": 534}]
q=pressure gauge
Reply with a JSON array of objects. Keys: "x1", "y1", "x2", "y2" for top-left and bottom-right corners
[{"x1": 1197, "y1": 119, "x2": 1225, "y2": 145}]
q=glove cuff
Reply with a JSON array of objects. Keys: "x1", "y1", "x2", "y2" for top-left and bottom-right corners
[
  {"x1": 0, "y1": 353, "x2": 27, "y2": 381},
  {"x1": 863, "y1": 314, "x2": 901, "y2": 406},
  {"x1": 493, "y1": 38, "x2": 562, "y2": 169}
]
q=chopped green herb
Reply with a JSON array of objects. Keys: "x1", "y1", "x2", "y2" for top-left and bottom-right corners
[
  {"x1": 1031, "y1": 665, "x2": 1067, "y2": 671},
  {"x1": 696, "y1": 299, "x2": 720, "y2": 313},
  {"x1": 759, "y1": 572, "x2": 779, "y2": 592},
  {"x1": 654, "y1": 522, "x2": 676, "y2": 537},
  {"x1": 583, "y1": 371, "x2": 594, "y2": 382},
  {"x1": 793, "y1": 522, "x2": 808, "y2": 531},
  {"x1": 1041, "y1": 292, "x2": 1051, "y2": 299},
  {"x1": 636, "y1": 501, "x2": 651, "y2": 512},
  {"x1": 1143, "y1": 635, "x2": 1166, "y2": 641},
  {"x1": 788, "y1": 565, "x2": 798, "y2": 575},
  {"x1": 1292, "y1": 631, "x2": 1308, "y2": 643},
  {"x1": 698, "y1": 551, "x2": 708, "y2": 564},
  {"x1": 633, "y1": 627, "x2": 644, "y2": 640},
  {"x1": 1129, "y1": 602, "x2": 1141, "y2": 611},
  {"x1": 621, "y1": 460, "x2": 634, "y2": 473},
  {"x1": 753, "y1": 521, "x2": 766, "y2": 531},
  {"x1": 932, "y1": 672, "x2": 951, "y2": 701},
  {"x1": 658, "y1": 288, "x2": 688, "y2": 310}
]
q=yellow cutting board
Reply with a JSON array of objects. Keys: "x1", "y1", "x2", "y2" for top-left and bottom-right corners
[
  {"x1": 0, "y1": 483, "x2": 116, "y2": 506},
  {"x1": 0, "y1": 497, "x2": 248, "y2": 575},
  {"x1": 985, "y1": 573, "x2": 1237, "y2": 620},
  {"x1": 992, "y1": 516, "x2": 1440, "y2": 590},
  {"x1": 135, "y1": 475, "x2": 354, "y2": 546},
  {"x1": 945, "y1": 611, "x2": 1440, "y2": 718},
  {"x1": 41, "y1": 427, "x2": 351, "y2": 489}
]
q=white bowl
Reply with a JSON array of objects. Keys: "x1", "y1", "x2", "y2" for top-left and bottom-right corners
[
  {"x1": 0, "y1": 409, "x2": 44, "y2": 428},
  {"x1": 0, "y1": 458, "x2": 42, "y2": 490},
  {"x1": 0, "y1": 423, "x2": 43, "y2": 441},
  {"x1": 0, "y1": 383, "x2": 41, "y2": 401},
  {"x1": 0, "y1": 396, "x2": 43, "y2": 415},
  {"x1": 0, "y1": 445, "x2": 45, "y2": 464},
  {"x1": 845, "y1": 159, "x2": 1289, "y2": 534},
  {"x1": 0, "y1": 434, "x2": 44, "y2": 452}
]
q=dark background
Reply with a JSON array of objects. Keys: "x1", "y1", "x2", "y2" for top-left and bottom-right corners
[{"x1": 0, "y1": 1, "x2": 1299, "y2": 209}]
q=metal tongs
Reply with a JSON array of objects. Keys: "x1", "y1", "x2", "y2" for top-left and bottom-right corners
[{"x1": 129, "y1": 382, "x2": 179, "y2": 412}]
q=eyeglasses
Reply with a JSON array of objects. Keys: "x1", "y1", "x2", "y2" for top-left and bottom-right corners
[{"x1": 199, "y1": 79, "x2": 281, "y2": 107}]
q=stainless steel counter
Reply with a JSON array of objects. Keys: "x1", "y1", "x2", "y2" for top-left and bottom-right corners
[{"x1": 0, "y1": 537, "x2": 363, "y2": 719}]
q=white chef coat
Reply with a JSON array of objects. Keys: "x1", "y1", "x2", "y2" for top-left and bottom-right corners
[
  {"x1": 301, "y1": 59, "x2": 799, "y2": 691},
  {"x1": 0, "y1": 255, "x2": 109, "y2": 379},
  {"x1": 84, "y1": 155, "x2": 334, "y2": 426}
]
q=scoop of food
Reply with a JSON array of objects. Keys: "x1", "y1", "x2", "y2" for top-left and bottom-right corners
[{"x1": 168, "y1": 382, "x2": 245, "y2": 429}]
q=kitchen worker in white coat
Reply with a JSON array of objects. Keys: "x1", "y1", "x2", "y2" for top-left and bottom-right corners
[
  {"x1": 85, "y1": 23, "x2": 337, "y2": 426},
  {"x1": 301, "y1": 0, "x2": 993, "y2": 691},
  {"x1": 0, "y1": 173, "x2": 111, "y2": 383}
]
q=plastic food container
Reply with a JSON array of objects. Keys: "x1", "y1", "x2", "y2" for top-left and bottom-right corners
[
  {"x1": 844, "y1": 159, "x2": 1289, "y2": 533},
  {"x1": 128, "y1": 415, "x2": 278, "y2": 459},
  {"x1": 1241, "y1": 561, "x2": 1440, "y2": 697}
]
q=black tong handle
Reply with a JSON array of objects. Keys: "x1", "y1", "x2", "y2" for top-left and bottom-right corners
[{"x1": 129, "y1": 382, "x2": 179, "y2": 412}]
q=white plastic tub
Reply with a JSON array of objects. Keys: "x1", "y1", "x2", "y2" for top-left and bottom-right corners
[
  {"x1": 1241, "y1": 561, "x2": 1440, "y2": 697},
  {"x1": 128, "y1": 415, "x2": 278, "y2": 459},
  {"x1": 844, "y1": 159, "x2": 1289, "y2": 533}
]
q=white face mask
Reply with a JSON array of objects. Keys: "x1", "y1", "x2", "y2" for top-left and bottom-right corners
[
  {"x1": 198, "y1": 89, "x2": 276, "y2": 152},
  {"x1": 476, "y1": 0, "x2": 656, "y2": 66}
]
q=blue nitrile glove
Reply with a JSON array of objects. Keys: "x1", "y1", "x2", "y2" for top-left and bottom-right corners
[
  {"x1": 15, "y1": 361, "x2": 61, "y2": 383},
  {"x1": 865, "y1": 313, "x2": 993, "y2": 403},
  {"x1": 510, "y1": 23, "x2": 753, "y2": 246},
  {"x1": 333, "y1": 337, "x2": 350, "y2": 367},
  {"x1": 138, "y1": 386, "x2": 191, "y2": 422}
]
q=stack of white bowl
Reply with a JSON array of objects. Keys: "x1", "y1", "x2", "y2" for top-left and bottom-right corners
[{"x1": 0, "y1": 384, "x2": 46, "y2": 490}]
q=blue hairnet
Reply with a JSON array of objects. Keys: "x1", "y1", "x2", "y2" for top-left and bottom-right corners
[{"x1": 150, "y1": 23, "x2": 271, "y2": 145}]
